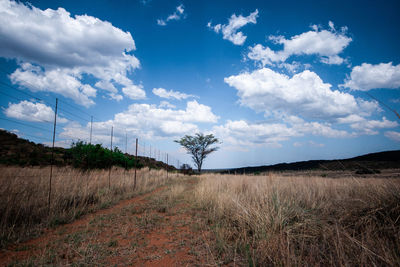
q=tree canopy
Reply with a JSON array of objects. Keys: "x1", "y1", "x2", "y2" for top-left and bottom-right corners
[{"x1": 175, "y1": 133, "x2": 220, "y2": 172}]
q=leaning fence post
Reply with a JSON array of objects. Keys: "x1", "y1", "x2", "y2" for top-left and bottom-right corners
[
  {"x1": 134, "y1": 138, "x2": 138, "y2": 190},
  {"x1": 89, "y1": 116, "x2": 93, "y2": 144},
  {"x1": 48, "y1": 98, "x2": 58, "y2": 215},
  {"x1": 166, "y1": 153, "x2": 169, "y2": 179},
  {"x1": 108, "y1": 126, "x2": 113, "y2": 189}
]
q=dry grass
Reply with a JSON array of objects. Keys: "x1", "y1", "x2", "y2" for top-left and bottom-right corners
[
  {"x1": 0, "y1": 166, "x2": 177, "y2": 248},
  {"x1": 193, "y1": 173, "x2": 400, "y2": 266}
]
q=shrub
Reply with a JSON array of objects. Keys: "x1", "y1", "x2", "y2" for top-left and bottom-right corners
[
  {"x1": 180, "y1": 164, "x2": 194, "y2": 175},
  {"x1": 67, "y1": 141, "x2": 137, "y2": 170}
]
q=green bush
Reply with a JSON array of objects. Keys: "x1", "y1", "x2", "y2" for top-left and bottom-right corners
[{"x1": 67, "y1": 141, "x2": 137, "y2": 170}]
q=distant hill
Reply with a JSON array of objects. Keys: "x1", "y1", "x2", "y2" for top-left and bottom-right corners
[
  {"x1": 0, "y1": 129, "x2": 175, "y2": 170},
  {"x1": 220, "y1": 150, "x2": 400, "y2": 174}
]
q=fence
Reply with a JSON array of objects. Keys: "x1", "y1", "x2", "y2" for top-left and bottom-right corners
[{"x1": 0, "y1": 70, "x2": 188, "y2": 214}]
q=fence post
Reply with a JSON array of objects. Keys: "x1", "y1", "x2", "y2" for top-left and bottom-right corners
[
  {"x1": 89, "y1": 116, "x2": 93, "y2": 144},
  {"x1": 125, "y1": 132, "x2": 128, "y2": 170},
  {"x1": 108, "y1": 126, "x2": 113, "y2": 189},
  {"x1": 166, "y1": 153, "x2": 168, "y2": 179},
  {"x1": 48, "y1": 98, "x2": 58, "y2": 215},
  {"x1": 134, "y1": 138, "x2": 138, "y2": 190}
]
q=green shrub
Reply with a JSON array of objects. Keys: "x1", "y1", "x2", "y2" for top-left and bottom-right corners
[{"x1": 67, "y1": 141, "x2": 137, "y2": 170}]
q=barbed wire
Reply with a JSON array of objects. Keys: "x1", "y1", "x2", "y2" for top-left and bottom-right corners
[
  {"x1": 0, "y1": 116, "x2": 52, "y2": 132},
  {"x1": 13, "y1": 131, "x2": 51, "y2": 142},
  {"x1": 0, "y1": 80, "x2": 45, "y2": 103}
]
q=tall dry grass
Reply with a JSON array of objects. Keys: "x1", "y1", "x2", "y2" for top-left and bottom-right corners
[
  {"x1": 194, "y1": 173, "x2": 400, "y2": 266},
  {"x1": 0, "y1": 166, "x2": 177, "y2": 247}
]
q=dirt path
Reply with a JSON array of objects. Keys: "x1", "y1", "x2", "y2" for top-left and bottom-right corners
[{"x1": 0, "y1": 178, "x2": 215, "y2": 266}]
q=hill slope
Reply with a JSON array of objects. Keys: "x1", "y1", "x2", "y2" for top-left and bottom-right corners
[
  {"x1": 221, "y1": 150, "x2": 400, "y2": 174},
  {"x1": 0, "y1": 129, "x2": 175, "y2": 170}
]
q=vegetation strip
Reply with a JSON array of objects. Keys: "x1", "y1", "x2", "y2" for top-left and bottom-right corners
[{"x1": 1, "y1": 170, "x2": 399, "y2": 266}]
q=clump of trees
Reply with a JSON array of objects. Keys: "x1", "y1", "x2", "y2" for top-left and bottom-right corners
[{"x1": 65, "y1": 141, "x2": 139, "y2": 170}]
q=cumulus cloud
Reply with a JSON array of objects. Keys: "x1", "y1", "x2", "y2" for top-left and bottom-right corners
[
  {"x1": 213, "y1": 117, "x2": 351, "y2": 148},
  {"x1": 122, "y1": 84, "x2": 146, "y2": 100},
  {"x1": 212, "y1": 110, "x2": 397, "y2": 148},
  {"x1": 152, "y1": 88, "x2": 196, "y2": 100},
  {"x1": 10, "y1": 63, "x2": 96, "y2": 107},
  {"x1": 342, "y1": 62, "x2": 400, "y2": 90},
  {"x1": 224, "y1": 68, "x2": 377, "y2": 121},
  {"x1": 248, "y1": 22, "x2": 351, "y2": 66},
  {"x1": 94, "y1": 80, "x2": 123, "y2": 101},
  {"x1": 157, "y1": 4, "x2": 185, "y2": 26},
  {"x1": 347, "y1": 117, "x2": 398, "y2": 135},
  {"x1": 213, "y1": 120, "x2": 298, "y2": 147},
  {"x1": 114, "y1": 100, "x2": 218, "y2": 125},
  {"x1": 294, "y1": 119, "x2": 352, "y2": 138},
  {"x1": 207, "y1": 9, "x2": 258, "y2": 45},
  {"x1": 58, "y1": 100, "x2": 219, "y2": 143},
  {"x1": 384, "y1": 131, "x2": 400, "y2": 142},
  {"x1": 0, "y1": 0, "x2": 144, "y2": 106},
  {"x1": 4, "y1": 100, "x2": 67, "y2": 123},
  {"x1": 59, "y1": 121, "x2": 114, "y2": 145}
]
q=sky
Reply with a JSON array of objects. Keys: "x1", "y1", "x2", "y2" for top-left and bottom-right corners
[{"x1": 0, "y1": 0, "x2": 399, "y2": 169}]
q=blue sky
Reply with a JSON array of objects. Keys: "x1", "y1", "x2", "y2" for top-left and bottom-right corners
[{"x1": 0, "y1": 0, "x2": 399, "y2": 169}]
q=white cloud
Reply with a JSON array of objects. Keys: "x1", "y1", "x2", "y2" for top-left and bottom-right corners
[
  {"x1": 213, "y1": 120, "x2": 297, "y2": 147},
  {"x1": 224, "y1": 68, "x2": 377, "y2": 121},
  {"x1": 159, "y1": 101, "x2": 176, "y2": 109},
  {"x1": 0, "y1": 0, "x2": 144, "y2": 106},
  {"x1": 60, "y1": 100, "x2": 219, "y2": 141},
  {"x1": 114, "y1": 100, "x2": 218, "y2": 125},
  {"x1": 59, "y1": 121, "x2": 114, "y2": 145},
  {"x1": 157, "y1": 4, "x2": 185, "y2": 26},
  {"x1": 342, "y1": 62, "x2": 400, "y2": 90},
  {"x1": 384, "y1": 131, "x2": 400, "y2": 142},
  {"x1": 108, "y1": 93, "x2": 123, "y2": 101},
  {"x1": 159, "y1": 121, "x2": 197, "y2": 135},
  {"x1": 277, "y1": 61, "x2": 304, "y2": 74},
  {"x1": 152, "y1": 87, "x2": 196, "y2": 100},
  {"x1": 213, "y1": 118, "x2": 352, "y2": 148},
  {"x1": 248, "y1": 22, "x2": 351, "y2": 66},
  {"x1": 95, "y1": 80, "x2": 123, "y2": 101},
  {"x1": 348, "y1": 117, "x2": 398, "y2": 135},
  {"x1": 122, "y1": 84, "x2": 146, "y2": 100},
  {"x1": 294, "y1": 119, "x2": 352, "y2": 138},
  {"x1": 157, "y1": 19, "x2": 166, "y2": 26},
  {"x1": 4, "y1": 100, "x2": 67, "y2": 123},
  {"x1": 10, "y1": 63, "x2": 96, "y2": 107},
  {"x1": 208, "y1": 9, "x2": 258, "y2": 45}
]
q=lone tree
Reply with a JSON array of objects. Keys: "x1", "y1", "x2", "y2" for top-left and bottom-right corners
[{"x1": 175, "y1": 133, "x2": 220, "y2": 173}]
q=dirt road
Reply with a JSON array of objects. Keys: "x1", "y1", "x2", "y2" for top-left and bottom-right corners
[{"x1": 0, "y1": 178, "x2": 216, "y2": 266}]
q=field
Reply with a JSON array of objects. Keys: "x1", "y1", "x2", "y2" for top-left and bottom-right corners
[
  {"x1": 0, "y1": 166, "x2": 176, "y2": 248},
  {"x1": 0, "y1": 167, "x2": 399, "y2": 266}
]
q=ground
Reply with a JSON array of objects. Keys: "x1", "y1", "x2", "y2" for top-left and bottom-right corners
[{"x1": 0, "y1": 177, "x2": 217, "y2": 266}]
